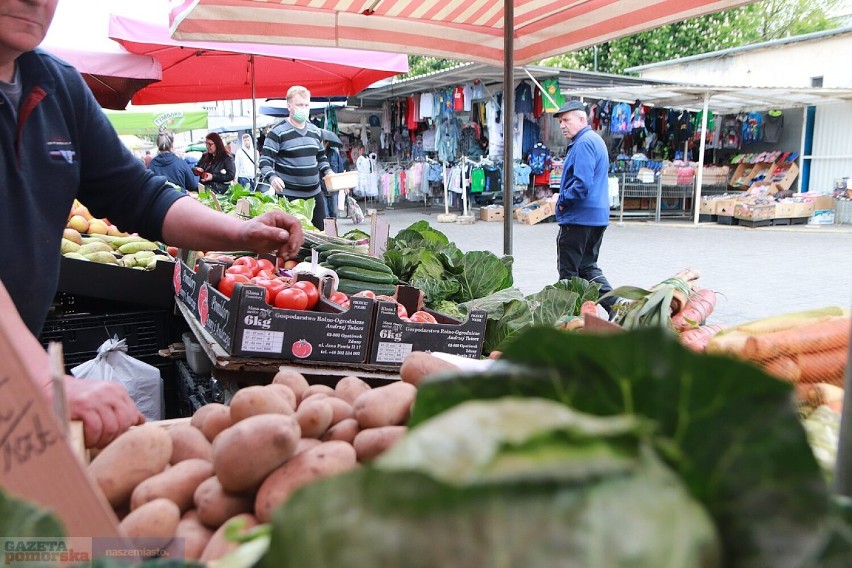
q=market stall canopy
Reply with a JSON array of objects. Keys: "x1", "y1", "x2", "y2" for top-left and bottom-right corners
[
  {"x1": 258, "y1": 98, "x2": 347, "y2": 118},
  {"x1": 168, "y1": 0, "x2": 761, "y2": 67},
  {"x1": 108, "y1": 13, "x2": 409, "y2": 105},
  {"x1": 561, "y1": 84, "x2": 852, "y2": 113},
  {"x1": 104, "y1": 107, "x2": 208, "y2": 135},
  {"x1": 39, "y1": 0, "x2": 162, "y2": 109}
]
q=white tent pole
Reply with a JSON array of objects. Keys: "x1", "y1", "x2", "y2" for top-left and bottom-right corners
[
  {"x1": 692, "y1": 91, "x2": 710, "y2": 225},
  {"x1": 250, "y1": 54, "x2": 258, "y2": 184},
  {"x1": 502, "y1": 0, "x2": 514, "y2": 256}
]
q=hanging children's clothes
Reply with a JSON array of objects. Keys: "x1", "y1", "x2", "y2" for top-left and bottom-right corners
[
  {"x1": 742, "y1": 112, "x2": 763, "y2": 144},
  {"x1": 528, "y1": 142, "x2": 552, "y2": 176},
  {"x1": 763, "y1": 110, "x2": 784, "y2": 143},
  {"x1": 515, "y1": 80, "x2": 533, "y2": 114},
  {"x1": 610, "y1": 102, "x2": 631, "y2": 135},
  {"x1": 513, "y1": 161, "x2": 532, "y2": 190}
]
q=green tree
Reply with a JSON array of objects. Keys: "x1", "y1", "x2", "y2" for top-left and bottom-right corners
[
  {"x1": 540, "y1": 0, "x2": 843, "y2": 75},
  {"x1": 402, "y1": 56, "x2": 465, "y2": 80}
]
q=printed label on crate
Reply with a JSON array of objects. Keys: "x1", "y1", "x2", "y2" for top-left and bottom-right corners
[
  {"x1": 177, "y1": 261, "x2": 200, "y2": 315},
  {"x1": 240, "y1": 329, "x2": 285, "y2": 353},
  {"x1": 232, "y1": 292, "x2": 374, "y2": 362},
  {"x1": 203, "y1": 285, "x2": 235, "y2": 352},
  {"x1": 375, "y1": 341, "x2": 413, "y2": 363},
  {"x1": 370, "y1": 303, "x2": 487, "y2": 364}
]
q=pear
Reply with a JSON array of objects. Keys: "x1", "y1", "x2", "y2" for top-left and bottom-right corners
[
  {"x1": 67, "y1": 215, "x2": 89, "y2": 233},
  {"x1": 83, "y1": 251, "x2": 119, "y2": 264},
  {"x1": 60, "y1": 238, "x2": 80, "y2": 254},
  {"x1": 63, "y1": 228, "x2": 83, "y2": 245},
  {"x1": 63, "y1": 252, "x2": 88, "y2": 261},
  {"x1": 107, "y1": 224, "x2": 123, "y2": 237},
  {"x1": 87, "y1": 219, "x2": 109, "y2": 235},
  {"x1": 78, "y1": 241, "x2": 113, "y2": 255}
]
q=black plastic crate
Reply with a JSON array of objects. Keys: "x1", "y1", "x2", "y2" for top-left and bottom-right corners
[
  {"x1": 716, "y1": 215, "x2": 738, "y2": 226},
  {"x1": 175, "y1": 360, "x2": 222, "y2": 417},
  {"x1": 39, "y1": 309, "x2": 172, "y2": 369}
]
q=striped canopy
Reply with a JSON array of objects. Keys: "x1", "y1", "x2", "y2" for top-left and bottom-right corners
[{"x1": 170, "y1": 0, "x2": 759, "y2": 67}]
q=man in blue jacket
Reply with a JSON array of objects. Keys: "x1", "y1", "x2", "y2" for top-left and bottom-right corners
[
  {"x1": 554, "y1": 100, "x2": 615, "y2": 312},
  {"x1": 0, "y1": 0, "x2": 304, "y2": 449}
]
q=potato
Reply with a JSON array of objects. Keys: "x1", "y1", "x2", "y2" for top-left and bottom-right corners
[
  {"x1": 334, "y1": 375, "x2": 372, "y2": 405},
  {"x1": 198, "y1": 404, "x2": 233, "y2": 442},
  {"x1": 325, "y1": 397, "x2": 354, "y2": 425},
  {"x1": 169, "y1": 425, "x2": 213, "y2": 464},
  {"x1": 265, "y1": 383, "x2": 297, "y2": 411},
  {"x1": 321, "y1": 418, "x2": 360, "y2": 444},
  {"x1": 271, "y1": 369, "x2": 309, "y2": 400},
  {"x1": 295, "y1": 397, "x2": 334, "y2": 438},
  {"x1": 119, "y1": 498, "x2": 180, "y2": 539},
  {"x1": 294, "y1": 438, "x2": 322, "y2": 455},
  {"x1": 353, "y1": 382, "x2": 417, "y2": 429},
  {"x1": 229, "y1": 385, "x2": 294, "y2": 423},
  {"x1": 194, "y1": 476, "x2": 254, "y2": 529},
  {"x1": 200, "y1": 514, "x2": 258, "y2": 564},
  {"x1": 130, "y1": 459, "x2": 214, "y2": 512},
  {"x1": 353, "y1": 426, "x2": 407, "y2": 462},
  {"x1": 176, "y1": 512, "x2": 215, "y2": 561},
  {"x1": 190, "y1": 402, "x2": 224, "y2": 430},
  {"x1": 255, "y1": 441, "x2": 357, "y2": 523},
  {"x1": 213, "y1": 414, "x2": 300, "y2": 493},
  {"x1": 400, "y1": 351, "x2": 460, "y2": 387},
  {"x1": 301, "y1": 383, "x2": 335, "y2": 402},
  {"x1": 89, "y1": 423, "x2": 173, "y2": 508}
]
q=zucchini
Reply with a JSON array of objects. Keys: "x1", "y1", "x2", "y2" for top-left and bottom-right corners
[
  {"x1": 335, "y1": 266, "x2": 397, "y2": 284},
  {"x1": 326, "y1": 253, "x2": 393, "y2": 274},
  {"x1": 336, "y1": 279, "x2": 397, "y2": 296}
]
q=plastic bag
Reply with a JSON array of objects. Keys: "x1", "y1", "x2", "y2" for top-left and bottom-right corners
[
  {"x1": 71, "y1": 335, "x2": 163, "y2": 421},
  {"x1": 346, "y1": 195, "x2": 365, "y2": 224}
]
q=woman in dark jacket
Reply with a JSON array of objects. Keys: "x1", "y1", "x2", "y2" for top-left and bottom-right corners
[
  {"x1": 148, "y1": 130, "x2": 198, "y2": 193},
  {"x1": 196, "y1": 132, "x2": 235, "y2": 194}
]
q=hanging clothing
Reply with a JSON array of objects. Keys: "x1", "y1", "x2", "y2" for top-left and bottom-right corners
[{"x1": 514, "y1": 80, "x2": 533, "y2": 114}]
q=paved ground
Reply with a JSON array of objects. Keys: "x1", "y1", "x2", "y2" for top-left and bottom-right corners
[{"x1": 354, "y1": 204, "x2": 852, "y2": 327}]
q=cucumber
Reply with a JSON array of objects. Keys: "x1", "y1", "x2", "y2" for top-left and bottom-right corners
[
  {"x1": 336, "y1": 278, "x2": 397, "y2": 296},
  {"x1": 326, "y1": 253, "x2": 393, "y2": 274},
  {"x1": 315, "y1": 243, "x2": 360, "y2": 254},
  {"x1": 335, "y1": 266, "x2": 397, "y2": 284}
]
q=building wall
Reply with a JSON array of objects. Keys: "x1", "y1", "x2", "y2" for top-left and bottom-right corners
[
  {"x1": 634, "y1": 33, "x2": 852, "y2": 88},
  {"x1": 810, "y1": 103, "x2": 852, "y2": 193}
]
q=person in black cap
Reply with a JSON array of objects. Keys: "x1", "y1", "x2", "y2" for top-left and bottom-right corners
[{"x1": 553, "y1": 100, "x2": 616, "y2": 314}]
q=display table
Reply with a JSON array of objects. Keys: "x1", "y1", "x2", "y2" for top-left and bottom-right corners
[{"x1": 175, "y1": 301, "x2": 400, "y2": 398}]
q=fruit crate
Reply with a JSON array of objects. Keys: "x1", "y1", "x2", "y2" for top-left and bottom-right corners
[{"x1": 39, "y1": 309, "x2": 173, "y2": 369}]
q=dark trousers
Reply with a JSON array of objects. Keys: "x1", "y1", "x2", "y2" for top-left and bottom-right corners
[
  {"x1": 323, "y1": 192, "x2": 337, "y2": 219},
  {"x1": 557, "y1": 224, "x2": 615, "y2": 308}
]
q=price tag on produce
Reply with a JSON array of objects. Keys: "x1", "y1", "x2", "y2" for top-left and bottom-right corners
[{"x1": 0, "y1": 282, "x2": 120, "y2": 537}]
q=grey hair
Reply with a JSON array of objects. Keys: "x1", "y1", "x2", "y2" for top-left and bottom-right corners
[{"x1": 156, "y1": 130, "x2": 175, "y2": 152}]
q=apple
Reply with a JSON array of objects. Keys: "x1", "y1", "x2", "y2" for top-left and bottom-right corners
[{"x1": 283, "y1": 259, "x2": 298, "y2": 270}]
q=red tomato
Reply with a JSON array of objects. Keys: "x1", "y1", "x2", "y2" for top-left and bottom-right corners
[
  {"x1": 410, "y1": 310, "x2": 437, "y2": 324},
  {"x1": 217, "y1": 273, "x2": 250, "y2": 298},
  {"x1": 251, "y1": 277, "x2": 287, "y2": 304},
  {"x1": 292, "y1": 281, "x2": 319, "y2": 310},
  {"x1": 274, "y1": 287, "x2": 309, "y2": 310},
  {"x1": 353, "y1": 290, "x2": 376, "y2": 299},
  {"x1": 256, "y1": 258, "x2": 276, "y2": 273},
  {"x1": 226, "y1": 264, "x2": 254, "y2": 278},
  {"x1": 256, "y1": 269, "x2": 276, "y2": 280},
  {"x1": 233, "y1": 256, "x2": 260, "y2": 276},
  {"x1": 328, "y1": 291, "x2": 350, "y2": 308}
]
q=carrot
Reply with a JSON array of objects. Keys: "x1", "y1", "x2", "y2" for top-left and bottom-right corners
[
  {"x1": 763, "y1": 348, "x2": 848, "y2": 387},
  {"x1": 679, "y1": 324, "x2": 726, "y2": 352},
  {"x1": 743, "y1": 316, "x2": 850, "y2": 361},
  {"x1": 671, "y1": 288, "x2": 717, "y2": 331}
]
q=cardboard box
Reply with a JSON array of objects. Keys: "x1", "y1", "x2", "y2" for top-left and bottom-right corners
[
  {"x1": 515, "y1": 199, "x2": 555, "y2": 225},
  {"x1": 480, "y1": 206, "x2": 504, "y2": 222},
  {"x1": 323, "y1": 171, "x2": 358, "y2": 190},
  {"x1": 58, "y1": 252, "x2": 176, "y2": 308},
  {"x1": 766, "y1": 162, "x2": 799, "y2": 191},
  {"x1": 734, "y1": 202, "x2": 775, "y2": 221},
  {"x1": 622, "y1": 198, "x2": 642, "y2": 210},
  {"x1": 775, "y1": 201, "x2": 815, "y2": 219},
  {"x1": 807, "y1": 195, "x2": 835, "y2": 211},
  {"x1": 715, "y1": 198, "x2": 741, "y2": 217},
  {"x1": 369, "y1": 286, "x2": 487, "y2": 366},
  {"x1": 809, "y1": 209, "x2": 836, "y2": 225},
  {"x1": 180, "y1": 261, "x2": 376, "y2": 363},
  {"x1": 699, "y1": 198, "x2": 718, "y2": 215}
]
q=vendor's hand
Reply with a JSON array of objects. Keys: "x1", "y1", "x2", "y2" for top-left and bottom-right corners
[
  {"x1": 270, "y1": 177, "x2": 285, "y2": 193},
  {"x1": 240, "y1": 210, "x2": 305, "y2": 259},
  {"x1": 65, "y1": 376, "x2": 145, "y2": 449},
  {"x1": 200, "y1": 172, "x2": 213, "y2": 183}
]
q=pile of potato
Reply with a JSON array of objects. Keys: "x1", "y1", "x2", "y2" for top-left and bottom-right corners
[{"x1": 87, "y1": 370, "x2": 419, "y2": 562}]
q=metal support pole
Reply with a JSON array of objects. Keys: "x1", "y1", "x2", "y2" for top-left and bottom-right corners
[
  {"x1": 692, "y1": 91, "x2": 710, "y2": 224},
  {"x1": 502, "y1": 0, "x2": 514, "y2": 256}
]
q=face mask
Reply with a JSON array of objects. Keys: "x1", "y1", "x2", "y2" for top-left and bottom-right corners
[{"x1": 292, "y1": 107, "x2": 310, "y2": 123}]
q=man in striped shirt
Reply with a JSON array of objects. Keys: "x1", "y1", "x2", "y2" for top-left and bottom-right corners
[{"x1": 261, "y1": 85, "x2": 332, "y2": 229}]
